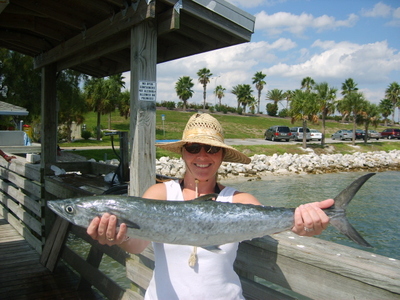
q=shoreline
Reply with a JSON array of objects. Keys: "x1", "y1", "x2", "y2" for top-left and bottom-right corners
[{"x1": 156, "y1": 149, "x2": 400, "y2": 180}]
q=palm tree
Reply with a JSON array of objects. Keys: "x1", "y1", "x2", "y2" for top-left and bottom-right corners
[
  {"x1": 214, "y1": 85, "x2": 226, "y2": 107},
  {"x1": 284, "y1": 90, "x2": 294, "y2": 109},
  {"x1": 289, "y1": 89, "x2": 319, "y2": 148},
  {"x1": 266, "y1": 88, "x2": 285, "y2": 106},
  {"x1": 175, "y1": 76, "x2": 194, "y2": 111},
  {"x1": 300, "y1": 76, "x2": 315, "y2": 92},
  {"x1": 379, "y1": 98, "x2": 393, "y2": 126},
  {"x1": 338, "y1": 78, "x2": 359, "y2": 123},
  {"x1": 105, "y1": 74, "x2": 125, "y2": 129},
  {"x1": 341, "y1": 91, "x2": 367, "y2": 145},
  {"x1": 385, "y1": 82, "x2": 400, "y2": 124},
  {"x1": 341, "y1": 78, "x2": 358, "y2": 96},
  {"x1": 231, "y1": 84, "x2": 253, "y2": 112},
  {"x1": 252, "y1": 71, "x2": 267, "y2": 113},
  {"x1": 197, "y1": 68, "x2": 212, "y2": 109},
  {"x1": 314, "y1": 82, "x2": 337, "y2": 145},
  {"x1": 84, "y1": 77, "x2": 110, "y2": 140},
  {"x1": 358, "y1": 102, "x2": 380, "y2": 144}
]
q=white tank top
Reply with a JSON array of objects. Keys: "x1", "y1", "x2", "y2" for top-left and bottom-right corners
[{"x1": 144, "y1": 180, "x2": 244, "y2": 300}]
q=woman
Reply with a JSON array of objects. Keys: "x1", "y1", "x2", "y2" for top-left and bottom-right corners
[{"x1": 87, "y1": 113, "x2": 333, "y2": 299}]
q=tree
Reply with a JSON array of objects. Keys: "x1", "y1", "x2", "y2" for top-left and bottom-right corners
[
  {"x1": 289, "y1": 90, "x2": 319, "y2": 148},
  {"x1": 252, "y1": 71, "x2": 267, "y2": 113},
  {"x1": 314, "y1": 82, "x2": 337, "y2": 145},
  {"x1": 358, "y1": 102, "x2": 380, "y2": 144},
  {"x1": 0, "y1": 49, "x2": 41, "y2": 120},
  {"x1": 284, "y1": 90, "x2": 294, "y2": 109},
  {"x1": 57, "y1": 70, "x2": 87, "y2": 142},
  {"x1": 266, "y1": 89, "x2": 285, "y2": 108},
  {"x1": 338, "y1": 78, "x2": 359, "y2": 123},
  {"x1": 385, "y1": 82, "x2": 400, "y2": 124},
  {"x1": 105, "y1": 74, "x2": 125, "y2": 129},
  {"x1": 379, "y1": 98, "x2": 393, "y2": 126},
  {"x1": 300, "y1": 76, "x2": 315, "y2": 92},
  {"x1": 175, "y1": 76, "x2": 194, "y2": 111},
  {"x1": 118, "y1": 90, "x2": 131, "y2": 119},
  {"x1": 197, "y1": 68, "x2": 212, "y2": 109},
  {"x1": 214, "y1": 85, "x2": 226, "y2": 107},
  {"x1": 341, "y1": 78, "x2": 358, "y2": 96},
  {"x1": 231, "y1": 84, "x2": 253, "y2": 112},
  {"x1": 340, "y1": 91, "x2": 367, "y2": 145},
  {"x1": 84, "y1": 75, "x2": 123, "y2": 140}
]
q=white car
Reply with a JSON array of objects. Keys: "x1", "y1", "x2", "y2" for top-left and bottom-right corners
[{"x1": 310, "y1": 129, "x2": 322, "y2": 141}]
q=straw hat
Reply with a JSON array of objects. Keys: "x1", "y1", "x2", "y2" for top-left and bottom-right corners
[{"x1": 156, "y1": 113, "x2": 251, "y2": 164}]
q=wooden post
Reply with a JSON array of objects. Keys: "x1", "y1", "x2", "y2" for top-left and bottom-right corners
[
  {"x1": 40, "y1": 63, "x2": 58, "y2": 168},
  {"x1": 129, "y1": 18, "x2": 157, "y2": 197},
  {"x1": 41, "y1": 63, "x2": 58, "y2": 238}
]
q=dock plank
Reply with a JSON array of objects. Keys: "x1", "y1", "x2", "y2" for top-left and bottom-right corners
[{"x1": 0, "y1": 217, "x2": 104, "y2": 300}]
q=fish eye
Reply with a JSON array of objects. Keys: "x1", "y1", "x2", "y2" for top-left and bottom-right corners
[{"x1": 65, "y1": 205, "x2": 74, "y2": 214}]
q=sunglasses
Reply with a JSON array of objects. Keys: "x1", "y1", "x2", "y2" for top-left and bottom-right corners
[{"x1": 184, "y1": 143, "x2": 221, "y2": 154}]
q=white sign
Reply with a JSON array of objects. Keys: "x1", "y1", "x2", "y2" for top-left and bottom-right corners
[{"x1": 138, "y1": 81, "x2": 157, "y2": 102}]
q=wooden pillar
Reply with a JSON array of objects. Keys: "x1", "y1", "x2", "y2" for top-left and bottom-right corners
[
  {"x1": 40, "y1": 63, "x2": 58, "y2": 238},
  {"x1": 129, "y1": 19, "x2": 157, "y2": 197},
  {"x1": 40, "y1": 64, "x2": 58, "y2": 168}
]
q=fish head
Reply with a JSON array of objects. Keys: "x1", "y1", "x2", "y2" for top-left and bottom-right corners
[{"x1": 47, "y1": 198, "x2": 101, "y2": 227}]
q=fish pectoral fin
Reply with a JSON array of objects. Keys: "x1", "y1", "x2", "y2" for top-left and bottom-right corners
[
  {"x1": 120, "y1": 219, "x2": 141, "y2": 230},
  {"x1": 202, "y1": 245, "x2": 225, "y2": 254}
]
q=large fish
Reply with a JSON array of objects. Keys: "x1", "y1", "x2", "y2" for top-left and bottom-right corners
[{"x1": 47, "y1": 173, "x2": 374, "y2": 250}]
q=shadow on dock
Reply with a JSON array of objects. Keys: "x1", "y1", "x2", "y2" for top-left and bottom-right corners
[{"x1": 0, "y1": 217, "x2": 104, "y2": 300}]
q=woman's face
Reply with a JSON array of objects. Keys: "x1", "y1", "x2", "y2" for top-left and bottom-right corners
[{"x1": 182, "y1": 143, "x2": 224, "y2": 182}]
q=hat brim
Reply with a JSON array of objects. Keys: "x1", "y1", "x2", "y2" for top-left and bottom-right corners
[{"x1": 156, "y1": 139, "x2": 251, "y2": 164}]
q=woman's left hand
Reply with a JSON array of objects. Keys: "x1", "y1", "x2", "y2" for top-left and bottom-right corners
[{"x1": 292, "y1": 199, "x2": 334, "y2": 236}]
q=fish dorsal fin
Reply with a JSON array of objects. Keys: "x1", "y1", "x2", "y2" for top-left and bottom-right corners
[{"x1": 193, "y1": 193, "x2": 219, "y2": 202}]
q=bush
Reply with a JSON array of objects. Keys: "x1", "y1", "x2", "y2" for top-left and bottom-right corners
[
  {"x1": 81, "y1": 130, "x2": 92, "y2": 140},
  {"x1": 266, "y1": 103, "x2": 278, "y2": 116},
  {"x1": 278, "y1": 108, "x2": 289, "y2": 118}
]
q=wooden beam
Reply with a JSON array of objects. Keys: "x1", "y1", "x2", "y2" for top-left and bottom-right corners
[
  {"x1": 129, "y1": 18, "x2": 157, "y2": 197},
  {"x1": 34, "y1": 1, "x2": 155, "y2": 70},
  {"x1": 157, "y1": 7, "x2": 180, "y2": 36}
]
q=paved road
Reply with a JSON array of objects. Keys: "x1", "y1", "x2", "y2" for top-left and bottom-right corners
[
  {"x1": 225, "y1": 138, "x2": 400, "y2": 146},
  {"x1": 62, "y1": 138, "x2": 400, "y2": 150}
]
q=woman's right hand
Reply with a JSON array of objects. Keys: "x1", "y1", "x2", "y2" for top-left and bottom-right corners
[{"x1": 87, "y1": 213, "x2": 128, "y2": 246}]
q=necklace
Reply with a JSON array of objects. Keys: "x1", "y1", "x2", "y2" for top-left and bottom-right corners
[{"x1": 180, "y1": 179, "x2": 221, "y2": 267}]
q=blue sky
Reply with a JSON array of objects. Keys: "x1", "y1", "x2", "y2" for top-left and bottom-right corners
[{"x1": 124, "y1": 0, "x2": 400, "y2": 112}]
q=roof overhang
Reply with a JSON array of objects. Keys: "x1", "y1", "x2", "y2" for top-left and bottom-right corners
[
  {"x1": 0, "y1": 0, "x2": 255, "y2": 77},
  {"x1": 0, "y1": 101, "x2": 29, "y2": 116}
]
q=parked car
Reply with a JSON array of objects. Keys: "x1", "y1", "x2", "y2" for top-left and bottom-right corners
[
  {"x1": 331, "y1": 130, "x2": 354, "y2": 140},
  {"x1": 264, "y1": 126, "x2": 292, "y2": 141},
  {"x1": 290, "y1": 127, "x2": 311, "y2": 141},
  {"x1": 380, "y1": 128, "x2": 400, "y2": 139},
  {"x1": 355, "y1": 129, "x2": 366, "y2": 139},
  {"x1": 367, "y1": 130, "x2": 381, "y2": 140},
  {"x1": 310, "y1": 129, "x2": 322, "y2": 141}
]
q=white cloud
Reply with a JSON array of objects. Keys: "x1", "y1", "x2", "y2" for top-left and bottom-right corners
[
  {"x1": 255, "y1": 11, "x2": 358, "y2": 36},
  {"x1": 361, "y1": 2, "x2": 392, "y2": 18},
  {"x1": 361, "y1": 2, "x2": 400, "y2": 26},
  {"x1": 266, "y1": 40, "x2": 400, "y2": 95}
]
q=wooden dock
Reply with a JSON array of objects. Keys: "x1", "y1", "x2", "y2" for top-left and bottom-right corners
[{"x1": 0, "y1": 217, "x2": 104, "y2": 300}]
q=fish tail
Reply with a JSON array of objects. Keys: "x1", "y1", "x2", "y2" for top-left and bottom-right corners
[{"x1": 329, "y1": 173, "x2": 375, "y2": 248}]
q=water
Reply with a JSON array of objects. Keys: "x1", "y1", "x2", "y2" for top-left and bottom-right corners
[{"x1": 221, "y1": 170, "x2": 400, "y2": 260}]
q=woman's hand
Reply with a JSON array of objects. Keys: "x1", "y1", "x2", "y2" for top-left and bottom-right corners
[
  {"x1": 87, "y1": 213, "x2": 129, "y2": 246},
  {"x1": 292, "y1": 199, "x2": 334, "y2": 236}
]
